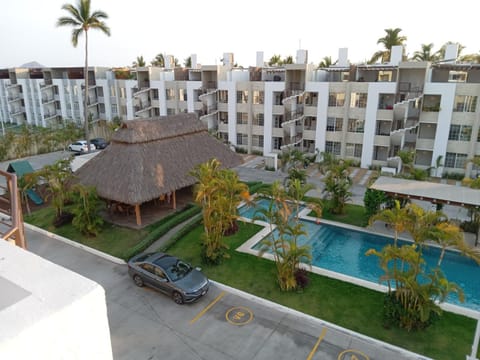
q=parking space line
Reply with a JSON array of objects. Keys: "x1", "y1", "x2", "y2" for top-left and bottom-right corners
[
  {"x1": 306, "y1": 327, "x2": 327, "y2": 360},
  {"x1": 190, "y1": 291, "x2": 226, "y2": 325}
]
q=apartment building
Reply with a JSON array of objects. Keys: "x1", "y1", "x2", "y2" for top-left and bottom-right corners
[{"x1": 1, "y1": 45, "x2": 479, "y2": 175}]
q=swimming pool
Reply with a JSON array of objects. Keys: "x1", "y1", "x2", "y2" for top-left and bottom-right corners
[{"x1": 239, "y1": 201, "x2": 480, "y2": 312}]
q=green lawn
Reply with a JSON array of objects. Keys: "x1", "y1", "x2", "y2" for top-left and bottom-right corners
[
  {"x1": 24, "y1": 207, "x2": 147, "y2": 259},
  {"x1": 165, "y1": 221, "x2": 477, "y2": 360}
]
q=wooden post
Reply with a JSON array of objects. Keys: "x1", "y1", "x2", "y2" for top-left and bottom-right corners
[
  {"x1": 135, "y1": 204, "x2": 141, "y2": 226},
  {"x1": 172, "y1": 191, "x2": 176, "y2": 209}
]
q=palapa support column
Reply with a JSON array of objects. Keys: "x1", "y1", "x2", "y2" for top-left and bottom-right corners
[
  {"x1": 172, "y1": 191, "x2": 176, "y2": 209},
  {"x1": 135, "y1": 204, "x2": 142, "y2": 226}
]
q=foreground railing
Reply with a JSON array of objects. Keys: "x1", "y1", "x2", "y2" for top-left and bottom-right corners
[{"x1": 0, "y1": 170, "x2": 25, "y2": 249}]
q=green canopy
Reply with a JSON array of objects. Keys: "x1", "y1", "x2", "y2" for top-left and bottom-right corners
[{"x1": 7, "y1": 161, "x2": 35, "y2": 178}]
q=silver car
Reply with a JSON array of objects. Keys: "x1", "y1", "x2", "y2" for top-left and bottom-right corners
[{"x1": 127, "y1": 252, "x2": 210, "y2": 304}]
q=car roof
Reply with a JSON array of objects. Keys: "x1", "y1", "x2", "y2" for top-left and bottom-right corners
[{"x1": 130, "y1": 252, "x2": 175, "y2": 265}]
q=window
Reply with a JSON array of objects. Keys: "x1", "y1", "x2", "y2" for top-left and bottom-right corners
[
  {"x1": 252, "y1": 135, "x2": 264, "y2": 147},
  {"x1": 449, "y1": 125, "x2": 472, "y2": 141},
  {"x1": 377, "y1": 71, "x2": 392, "y2": 82},
  {"x1": 449, "y1": 71, "x2": 467, "y2": 83},
  {"x1": 326, "y1": 117, "x2": 343, "y2": 132},
  {"x1": 252, "y1": 91, "x2": 264, "y2": 104},
  {"x1": 236, "y1": 112, "x2": 248, "y2": 125},
  {"x1": 236, "y1": 90, "x2": 248, "y2": 103},
  {"x1": 422, "y1": 95, "x2": 441, "y2": 112},
  {"x1": 178, "y1": 88, "x2": 187, "y2": 101},
  {"x1": 325, "y1": 141, "x2": 341, "y2": 155},
  {"x1": 328, "y1": 92, "x2": 345, "y2": 107},
  {"x1": 304, "y1": 116, "x2": 316, "y2": 130},
  {"x1": 154, "y1": 266, "x2": 166, "y2": 279},
  {"x1": 273, "y1": 137, "x2": 282, "y2": 150},
  {"x1": 273, "y1": 115, "x2": 283, "y2": 128},
  {"x1": 350, "y1": 92, "x2": 367, "y2": 108},
  {"x1": 165, "y1": 88, "x2": 175, "y2": 100},
  {"x1": 454, "y1": 95, "x2": 477, "y2": 112},
  {"x1": 219, "y1": 111, "x2": 228, "y2": 124},
  {"x1": 236, "y1": 133, "x2": 248, "y2": 145},
  {"x1": 345, "y1": 143, "x2": 363, "y2": 157},
  {"x1": 252, "y1": 113, "x2": 264, "y2": 126},
  {"x1": 218, "y1": 90, "x2": 228, "y2": 103},
  {"x1": 445, "y1": 152, "x2": 468, "y2": 168},
  {"x1": 347, "y1": 118, "x2": 364, "y2": 133},
  {"x1": 274, "y1": 92, "x2": 283, "y2": 105},
  {"x1": 167, "y1": 108, "x2": 176, "y2": 115},
  {"x1": 140, "y1": 263, "x2": 155, "y2": 274}
]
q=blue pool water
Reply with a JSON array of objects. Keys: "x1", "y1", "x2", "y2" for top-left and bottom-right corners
[{"x1": 240, "y1": 202, "x2": 480, "y2": 311}]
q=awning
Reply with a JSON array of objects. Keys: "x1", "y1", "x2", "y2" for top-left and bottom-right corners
[{"x1": 370, "y1": 176, "x2": 480, "y2": 208}]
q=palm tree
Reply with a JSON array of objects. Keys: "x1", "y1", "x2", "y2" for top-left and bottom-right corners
[
  {"x1": 369, "y1": 200, "x2": 409, "y2": 247},
  {"x1": 132, "y1": 55, "x2": 146, "y2": 67},
  {"x1": 184, "y1": 56, "x2": 192, "y2": 68},
  {"x1": 283, "y1": 56, "x2": 294, "y2": 64},
  {"x1": 460, "y1": 52, "x2": 480, "y2": 63},
  {"x1": 268, "y1": 54, "x2": 282, "y2": 66},
  {"x1": 57, "y1": 0, "x2": 110, "y2": 152},
  {"x1": 318, "y1": 56, "x2": 335, "y2": 68},
  {"x1": 369, "y1": 28, "x2": 407, "y2": 64},
  {"x1": 412, "y1": 43, "x2": 440, "y2": 62},
  {"x1": 151, "y1": 53, "x2": 165, "y2": 67}
]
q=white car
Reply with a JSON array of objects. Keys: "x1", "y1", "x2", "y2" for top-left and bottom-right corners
[{"x1": 68, "y1": 140, "x2": 96, "y2": 153}]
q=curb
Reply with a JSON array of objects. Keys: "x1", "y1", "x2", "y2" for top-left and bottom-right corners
[
  {"x1": 24, "y1": 222, "x2": 126, "y2": 265},
  {"x1": 211, "y1": 280, "x2": 433, "y2": 360}
]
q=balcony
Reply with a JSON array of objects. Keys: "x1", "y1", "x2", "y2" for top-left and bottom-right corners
[
  {"x1": 10, "y1": 107, "x2": 25, "y2": 116},
  {"x1": 7, "y1": 94, "x2": 22, "y2": 102},
  {"x1": 133, "y1": 87, "x2": 150, "y2": 97},
  {"x1": 42, "y1": 96, "x2": 55, "y2": 104}
]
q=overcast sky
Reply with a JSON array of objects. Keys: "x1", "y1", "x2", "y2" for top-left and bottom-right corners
[{"x1": 1, "y1": 0, "x2": 479, "y2": 69}]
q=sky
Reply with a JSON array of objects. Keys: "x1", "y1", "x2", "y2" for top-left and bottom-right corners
[{"x1": 1, "y1": 0, "x2": 479, "y2": 69}]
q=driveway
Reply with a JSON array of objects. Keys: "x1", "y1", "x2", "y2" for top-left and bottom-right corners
[{"x1": 25, "y1": 226, "x2": 429, "y2": 360}]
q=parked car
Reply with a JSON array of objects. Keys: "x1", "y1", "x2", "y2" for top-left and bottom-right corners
[
  {"x1": 68, "y1": 140, "x2": 96, "y2": 153},
  {"x1": 90, "y1": 137, "x2": 108, "y2": 149},
  {"x1": 128, "y1": 252, "x2": 209, "y2": 304}
]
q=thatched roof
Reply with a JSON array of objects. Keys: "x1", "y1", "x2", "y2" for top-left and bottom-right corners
[{"x1": 75, "y1": 113, "x2": 243, "y2": 205}]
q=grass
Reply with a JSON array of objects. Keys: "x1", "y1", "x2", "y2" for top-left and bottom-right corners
[
  {"x1": 306, "y1": 201, "x2": 370, "y2": 228},
  {"x1": 165, "y1": 221, "x2": 477, "y2": 360},
  {"x1": 24, "y1": 207, "x2": 147, "y2": 259}
]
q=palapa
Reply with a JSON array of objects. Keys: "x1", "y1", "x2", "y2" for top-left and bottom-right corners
[{"x1": 75, "y1": 113, "x2": 243, "y2": 225}]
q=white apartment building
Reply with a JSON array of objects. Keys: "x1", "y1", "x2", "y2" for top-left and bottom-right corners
[{"x1": 1, "y1": 45, "x2": 479, "y2": 175}]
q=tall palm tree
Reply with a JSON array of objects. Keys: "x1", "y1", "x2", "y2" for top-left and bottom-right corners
[
  {"x1": 412, "y1": 43, "x2": 440, "y2": 62},
  {"x1": 151, "y1": 53, "x2": 165, "y2": 67},
  {"x1": 57, "y1": 0, "x2": 110, "y2": 152},
  {"x1": 369, "y1": 28, "x2": 407, "y2": 64},
  {"x1": 132, "y1": 55, "x2": 146, "y2": 67}
]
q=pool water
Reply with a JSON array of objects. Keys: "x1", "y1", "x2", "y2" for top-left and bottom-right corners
[{"x1": 241, "y1": 202, "x2": 480, "y2": 311}]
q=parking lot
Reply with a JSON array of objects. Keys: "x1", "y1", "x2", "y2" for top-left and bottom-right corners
[{"x1": 26, "y1": 226, "x2": 429, "y2": 360}]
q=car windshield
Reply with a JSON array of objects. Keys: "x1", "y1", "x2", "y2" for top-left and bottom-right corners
[{"x1": 165, "y1": 260, "x2": 193, "y2": 281}]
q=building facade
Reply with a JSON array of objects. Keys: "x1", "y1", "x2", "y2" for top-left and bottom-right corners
[{"x1": 1, "y1": 45, "x2": 479, "y2": 175}]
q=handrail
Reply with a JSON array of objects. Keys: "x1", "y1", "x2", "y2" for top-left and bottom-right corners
[{"x1": 0, "y1": 170, "x2": 25, "y2": 249}]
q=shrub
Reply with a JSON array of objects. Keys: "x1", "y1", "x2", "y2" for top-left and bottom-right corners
[{"x1": 294, "y1": 268, "x2": 310, "y2": 290}]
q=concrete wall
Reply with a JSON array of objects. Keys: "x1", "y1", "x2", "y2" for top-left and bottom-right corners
[{"x1": 0, "y1": 241, "x2": 113, "y2": 360}]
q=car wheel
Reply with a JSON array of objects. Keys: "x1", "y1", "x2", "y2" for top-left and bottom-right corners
[
  {"x1": 172, "y1": 291, "x2": 184, "y2": 305},
  {"x1": 133, "y1": 275, "x2": 144, "y2": 287},
  {"x1": 68, "y1": 146, "x2": 72, "y2": 151}
]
